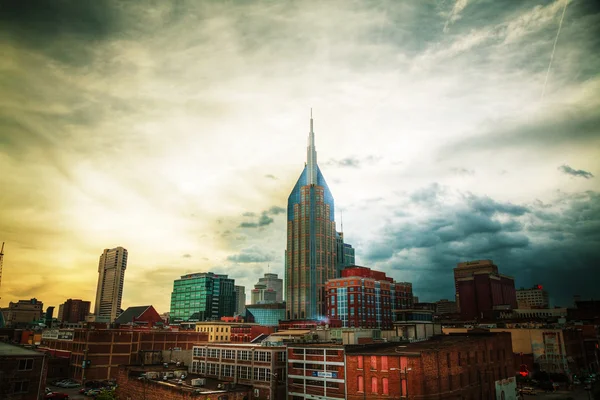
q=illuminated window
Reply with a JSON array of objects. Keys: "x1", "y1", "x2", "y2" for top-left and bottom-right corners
[
  {"x1": 357, "y1": 376, "x2": 364, "y2": 392},
  {"x1": 371, "y1": 377, "x2": 378, "y2": 393}
]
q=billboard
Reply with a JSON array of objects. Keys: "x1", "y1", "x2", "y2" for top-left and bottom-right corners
[
  {"x1": 495, "y1": 377, "x2": 517, "y2": 400},
  {"x1": 42, "y1": 329, "x2": 74, "y2": 341}
]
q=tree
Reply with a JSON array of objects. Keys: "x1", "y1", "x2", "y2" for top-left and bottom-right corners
[{"x1": 95, "y1": 389, "x2": 117, "y2": 400}]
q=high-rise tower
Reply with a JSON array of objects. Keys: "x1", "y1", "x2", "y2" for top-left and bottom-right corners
[
  {"x1": 94, "y1": 247, "x2": 128, "y2": 322},
  {"x1": 285, "y1": 112, "x2": 338, "y2": 320}
]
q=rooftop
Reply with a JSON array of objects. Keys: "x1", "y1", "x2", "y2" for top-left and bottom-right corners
[{"x1": 0, "y1": 342, "x2": 46, "y2": 357}]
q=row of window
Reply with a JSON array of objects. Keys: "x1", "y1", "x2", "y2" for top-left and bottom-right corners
[
  {"x1": 192, "y1": 347, "x2": 285, "y2": 362},
  {"x1": 191, "y1": 362, "x2": 273, "y2": 382}
]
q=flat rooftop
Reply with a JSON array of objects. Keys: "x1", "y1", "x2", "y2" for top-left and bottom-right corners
[{"x1": 0, "y1": 342, "x2": 45, "y2": 357}]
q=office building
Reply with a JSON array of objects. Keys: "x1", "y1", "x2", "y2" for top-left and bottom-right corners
[
  {"x1": 251, "y1": 284, "x2": 277, "y2": 304},
  {"x1": 457, "y1": 272, "x2": 517, "y2": 320},
  {"x1": 170, "y1": 272, "x2": 235, "y2": 322},
  {"x1": 57, "y1": 299, "x2": 91, "y2": 323},
  {"x1": 453, "y1": 260, "x2": 498, "y2": 311},
  {"x1": 516, "y1": 284, "x2": 549, "y2": 309},
  {"x1": 94, "y1": 246, "x2": 128, "y2": 322},
  {"x1": 191, "y1": 343, "x2": 287, "y2": 400},
  {"x1": 326, "y1": 266, "x2": 413, "y2": 329},
  {"x1": 286, "y1": 113, "x2": 353, "y2": 320},
  {"x1": 0, "y1": 342, "x2": 48, "y2": 400},
  {"x1": 1, "y1": 298, "x2": 44, "y2": 328},
  {"x1": 234, "y1": 285, "x2": 246, "y2": 316},
  {"x1": 254, "y1": 273, "x2": 283, "y2": 303},
  {"x1": 435, "y1": 299, "x2": 458, "y2": 315},
  {"x1": 336, "y1": 232, "x2": 355, "y2": 275}
]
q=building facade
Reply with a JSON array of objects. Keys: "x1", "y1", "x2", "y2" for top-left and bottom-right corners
[
  {"x1": 435, "y1": 299, "x2": 458, "y2": 315},
  {"x1": 1, "y1": 298, "x2": 44, "y2": 328},
  {"x1": 94, "y1": 247, "x2": 128, "y2": 322},
  {"x1": 345, "y1": 333, "x2": 516, "y2": 400},
  {"x1": 516, "y1": 284, "x2": 550, "y2": 309},
  {"x1": 58, "y1": 299, "x2": 91, "y2": 324},
  {"x1": 326, "y1": 266, "x2": 413, "y2": 329},
  {"x1": 255, "y1": 273, "x2": 283, "y2": 303},
  {"x1": 286, "y1": 114, "x2": 346, "y2": 320},
  {"x1": 40, "y1": 329, "x2": 208, "y2": 381},
  {"x1": 191, "y1": 343, "x2": 287, "y2": 400},
  {"x1": 234, "y1": 285, "x2": 246, "y2": 316},
  {"x1": 457, "y1": 271, "x2": 517, "y2": 320},
  {"x1": 170, "y1": 272, "x2": 235, "y2": 322},
  {"x1": 335, "y1": 233, "x2": 355, "y2": 276},
  {"x1": 0, "y1": 342, "x2": 48, "y2": 400},
  {"x1": 287, "y1": 343, "x2": 346, "y2": 400},
  {"x1": 251, "y1": 284, "x2": 277, "y2": 305},
  {"x1": 454, "y1": 260, "x2": 499, "y2": 311}
]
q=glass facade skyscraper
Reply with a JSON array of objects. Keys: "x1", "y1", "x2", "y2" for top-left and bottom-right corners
[
  {"x1": 170, "y1": 272, "x2": 235, "y2": 322},
  {"x1": 286, "y1": 114, "x2": 348, "y2": 320}
]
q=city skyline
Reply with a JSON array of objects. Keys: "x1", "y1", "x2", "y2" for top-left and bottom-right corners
[{"x1": 1, "y1": 0, "x2": 599, "y2": 313}]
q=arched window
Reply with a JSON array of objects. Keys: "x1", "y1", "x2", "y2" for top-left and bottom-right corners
[
  {"x1": 371, "y1": 377, "x2": 378, "y2": 393},
  {"x1": 382, "y1": 378, "x2": 389, "y2": 395}
]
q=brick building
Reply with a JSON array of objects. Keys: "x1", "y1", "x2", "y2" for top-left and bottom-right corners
[
  {"x1": 114, "y1": 305, "x2": 163, "y2": 328},
  {"x1": 326, "y1": 266, "x2": 413, "y2": 329},
  {"x1": 0, "y1": 342, "x2": 48, "y2": 400},
  {"x1": 195, "y1": 321, "x2": 275, "y2": 343},
  {"x1": 516, "y1": 285, "x2": 549, "y2": 309},
  {"x1": 1, "y1": 298, "x2": 44, "y2": 328},
  {"x1": 278, "y1": 319, "x2": 342, "y2": 330},
  {"x1": 57, "y1": 299, "x2": 91, "y2": 324},
  {"x1": 40, "y1": 328, "x2": 208, "y2": 381},
  {"x1": 287, "y1": 343, "x2": 346, "y2": 399},
  {"x1": 191, "y1": 343, "x2": 287, "y2": 400},
  {"x1": 116, "y1": 364, "x2": 251, "y2": 400},
  {"x1": 457, "y1": 271, "x2": 517, "y2": 320},
  {"x1": 345, "y1": 332, "x2": 515, "y2": 400}
]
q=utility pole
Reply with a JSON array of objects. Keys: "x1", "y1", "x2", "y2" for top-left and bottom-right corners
[
  {"x1": 81, "y1": 348, "x2": 88, "y2": 383},
  {"x1": 0, "y1": 242, "x2": 5, "y2": 299}
]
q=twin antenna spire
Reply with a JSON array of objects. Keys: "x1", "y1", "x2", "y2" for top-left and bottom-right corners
[{"x1": 307, "y1": 108, "x2": 318, "y2": 185}]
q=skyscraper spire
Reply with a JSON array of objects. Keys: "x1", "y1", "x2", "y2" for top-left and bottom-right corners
[{"x1": 307, "y1": 108, "x2": 318, "y2": 185}]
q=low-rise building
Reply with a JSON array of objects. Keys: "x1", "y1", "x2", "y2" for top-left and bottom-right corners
[
  {"x1": 345, "y1": 332, "x2": 515, "y2": 400},
  {"x1": 114, "y1": 305, "x2": 163, "y2": 328},
  {"x1": 195, "y1": 321, "x2": 275, "y2": 343},
  {"x1": 1, "y1": 299, "x2": 44, "y2": 328},
  {"x1": 435, "y1": 299, "x2": 458, "y2": 315},
  {"x1": 516, "y1": 284, "x2": 549, "y2": 309},
  {"x1": 116, "y1": 364, "x2": 252, "y2": 400},
  {"x1": 287, "y1": 343, "x2": 346, "y2": 399},
  {"x1": 40, "y1": 328, "x2": 208, "y2": 381},
  {"x1": 191, "y1": 343, "x2": 287, "y2": 400},
  {"x1": 0, "y1": 342, "x2": 48, "y2": 400},
  {"x1": 246, "y1": 303, "x2": 287, "y2": 326},
  {"x1": 57, "y1": 299, "x2": 91, "y2": 324}
]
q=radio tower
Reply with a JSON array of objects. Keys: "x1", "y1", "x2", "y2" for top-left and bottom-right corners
[{"x1": 0, "y1": 242, "x2": 4, "y2": 298}]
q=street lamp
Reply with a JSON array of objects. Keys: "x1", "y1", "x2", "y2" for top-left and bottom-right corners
[{"x1": 390, "y1": 367, "x2": 412, "y2": 399}]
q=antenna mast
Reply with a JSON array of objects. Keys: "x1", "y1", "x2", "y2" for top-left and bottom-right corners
[{"x1": 0, "y1": 242, "x2": 4, "y2": 298}]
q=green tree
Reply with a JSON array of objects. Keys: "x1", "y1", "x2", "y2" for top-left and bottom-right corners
[{"x1": 95, "y1": 389, "x2": 117, "y2": 400}]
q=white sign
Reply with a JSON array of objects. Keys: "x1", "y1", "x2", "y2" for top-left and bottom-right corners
[{"x1": 42, "y1": 329, "x2": 59, "y2": 340}]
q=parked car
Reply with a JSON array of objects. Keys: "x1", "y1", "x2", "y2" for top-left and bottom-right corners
[
  {"x1": 45, "y1": 392, "x2": 69, "y2": 399},
  {"x1": 519, "y1": 387, "x2": 537, "y2": 395},
  {"x1": 61, "y1": 382, "x2": 80, "y2": 388}
]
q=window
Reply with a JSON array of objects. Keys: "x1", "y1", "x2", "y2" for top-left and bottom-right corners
[
  {"x1": 381, "y1": 356, "x2": 388, "y2": 371},
  {"x1": 237, "y1": 366, "x2": 251, "y2": 380},
  {"x1": 357, "y1": 356, "x2": 363, "y2": 369},
  {"x1": 193, "y1": 347, "x2": 206, "y2": 357},
  {"x1": 357, "y1": 376, "x2": 364, "y2": 392},
  {"x1": 221, "y1": 364, "x2": 234, "y2": 377},
  {"x1": 207, "y1": 363, "x2": 219, "y2": 376},
  {"x1": 254, "y1": 351, "x2": 271, "y2": 362},
  {"x1": 253, "y1": 367, "x2": 270, "y2": 381},
  {"x1": 239, "y1": 350, "x2": 251, "y2": 360},
  {"x1": 370, "y1": 356, "x2": 377, "y2": 370},
  {"x1": 222, "y1": 349, "x2": 235, "y2": 359},
  {"x1": 208, "y1": 348, "x2": 220, "y2": 358},
  {"x1": 371, "y1": 377, "x2": 378, "y2": 393},
  {"x1": 14, "y1": 381, "x2": 29, "y2": 393},
  {"x1": 18, "y1": 359, "x2": 33, "y2": 371}
]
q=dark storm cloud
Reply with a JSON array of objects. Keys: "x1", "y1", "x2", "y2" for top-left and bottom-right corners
[
  {"x1": 238, "y1": 205, "x2": 285, "y2": 228},
  {"x1": 559, "y1": 164, "x2": 594, "y2": 179},
  {"x1": 365, "y1": 185, "x2": 600, "y2": 306},
  {"x1": 227, "y1": 246, "x2": 273, "y2": 263}
]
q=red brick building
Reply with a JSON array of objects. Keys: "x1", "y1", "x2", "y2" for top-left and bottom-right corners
[
  {"x1": 287, "y1": 343, "x2": 346, "y2": 399},
  {"x1": 278, "y1": 319, "x2": 342, "y2": 330},
  {"x1": 114, "y1": 305, "x2": 163, "y2": 328},
  {"x1": 345, "y1": 332, "x2": 516, "y2": 400},
  {"x1": 40, "y1": 328, "x2": 208, "y2": 382},
  {"x1": 230, "y1": 324, "x2": 276, "y2": 343},
  {"x1": 457, "y1": 271, "x2": 517, "y2": 320},
  {"x1": 326, "y1": 266, "x2": 413, "y2": 329},
  {"x1": 0, "y1": 342, "x2": 48, "y2": 400},
  {"x1": 58, "y1": 299, "x2": 91, "y2": 324},
  {"x1": 191, "y1": 343, "x2": 287, "y2": 400}
]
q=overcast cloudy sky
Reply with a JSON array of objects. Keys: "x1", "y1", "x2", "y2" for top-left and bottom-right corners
[{"x1": 1, "y1": 0, "x2": 599, "y2": 312}]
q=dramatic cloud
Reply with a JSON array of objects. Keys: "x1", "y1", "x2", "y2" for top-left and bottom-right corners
[
  {"x1": 559, "y1": 164, "x2": 594, "y2": 179},
  {"x1": 0, "y1": 0, "x2": 598, "y2": 311}
]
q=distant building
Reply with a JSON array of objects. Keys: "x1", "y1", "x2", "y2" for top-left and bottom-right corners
[
  {"x1": 326, "y1": 266, "x2": 413, "y2": 329},
  {"x1": 457, "y1": 271, "x2": 517, "y2": 320},
  {"x1": 58, "y1": 299, "x2": 91, "y2": 323},
  {"x1": 191, "y1": 343, "x2": 287, "y2": 400},
  {"x1": 0, "y1": 342, "x2": 48, "y2": 400},
  {"x1": 246, "y1": 303, "x2": 287, "y2": 326},
  {"x1": 516, "y1": 284, "x2": 549, "y2": 309},
  {"x1": 234, "y1": 285, "x2": 246, "y2": 316},
  {"x1": 454, "y1": 259, "x2": 499, "y2": 311},
  {"x1": 1, "y1": 298, "x2": 44, "y2": 328},
  {"x1": 435, "y1": 299, "x2": 458, "y2": 315},
  {"x1": 336, "y1": 232, "x2": 355, "y2": 276},
  {"x1": 94, "y1": 246, "x2": 128, "y2": 322},
  {"x1": 251, "y1": 283, "x2": 277, "y2": 304},
  {"x1": 393, "y1": 309, "x2": 442, "y2": 342},
  {"x1": 170, "y1": 272, "x2": 235, "y2": 322},
  {"x1": 254, "y1": 273, "x2": 283, "y2": 303},
  {"x1": 114, "y1": 305, "x2": 162, "y2": 328}
]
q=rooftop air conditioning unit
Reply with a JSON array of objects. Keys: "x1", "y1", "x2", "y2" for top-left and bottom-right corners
[{"x1": 191, "y1": 378, "x2": 206, "y2": 387}]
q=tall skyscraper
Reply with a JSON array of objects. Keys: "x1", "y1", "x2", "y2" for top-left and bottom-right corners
[
  {"x1": 254, "y1": 273, "x2": 283, "y2": 303},
  {"x1": 286, "y1": 113, "x2": 342, "y2": 320},
  {"x1": 169, "y1": 272, "x2": 235, "y2": 322},
  {"x1": 94, "y1": 247, "x2": 128, "y2": 322},
  {"x1": 234, "y1": 285, "x2": 246, "y2": 316}
]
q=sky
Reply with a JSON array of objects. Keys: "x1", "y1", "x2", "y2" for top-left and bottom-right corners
[{"x1": 1, "y1": 0, "x2": 599, "y2": 313}]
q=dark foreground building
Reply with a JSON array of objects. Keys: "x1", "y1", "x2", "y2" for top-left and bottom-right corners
[{"x1": 0, "y1": 342, "x2": 47, "y2": 400}]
